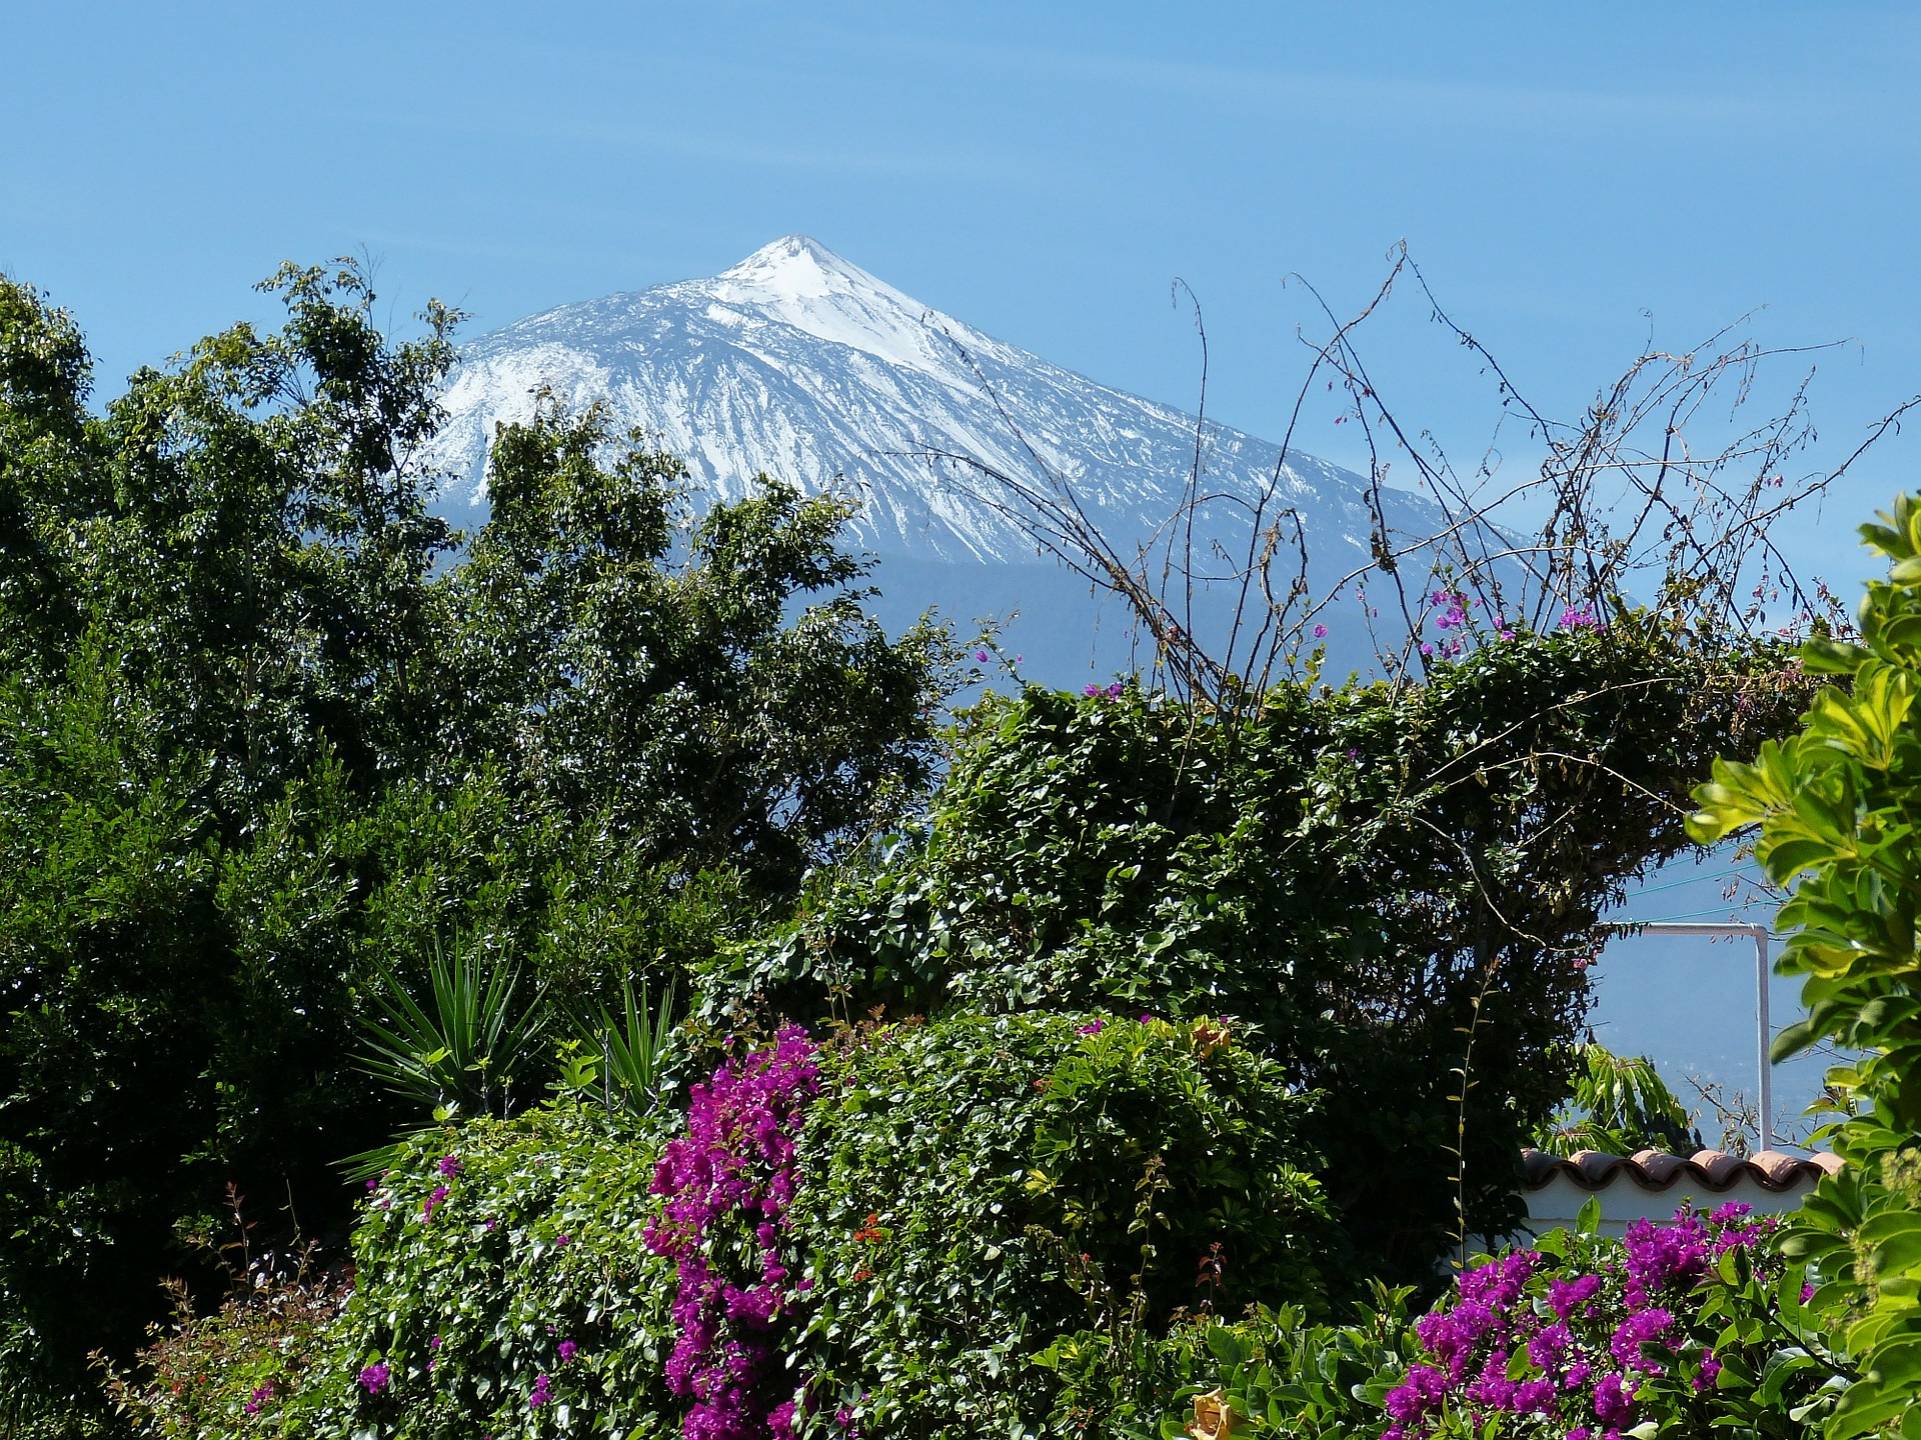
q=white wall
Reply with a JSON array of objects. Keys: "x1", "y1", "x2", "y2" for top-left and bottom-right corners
[{"x1": 1521, "y1": 1171, "x2": 1818, "y2": 1240}]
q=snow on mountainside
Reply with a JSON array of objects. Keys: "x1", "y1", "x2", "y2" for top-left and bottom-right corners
[{"x1": 429, "y1": 236, "x2": 1435, "y2": 572}]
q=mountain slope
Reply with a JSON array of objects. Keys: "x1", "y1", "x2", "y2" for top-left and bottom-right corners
[{"x1": 428, "y1": 236, "x2": 1431, "y2": 581}]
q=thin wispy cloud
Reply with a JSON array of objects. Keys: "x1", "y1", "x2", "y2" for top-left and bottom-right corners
[{"x1": 813, "y1": 26, "x2": 1798, "y2": 136}]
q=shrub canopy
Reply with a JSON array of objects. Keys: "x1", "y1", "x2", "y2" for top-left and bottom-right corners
[{"x1": 709, "y1": 623, "x2": 1809, "y2": 1279}]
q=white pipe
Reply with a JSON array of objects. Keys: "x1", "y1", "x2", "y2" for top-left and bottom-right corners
[{"x1": 1604, "y1": 921, "x2": 1773, "y2": 1149}]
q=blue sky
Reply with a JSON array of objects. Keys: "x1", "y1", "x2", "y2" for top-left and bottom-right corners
[
  {"x1": 8, "y1": 1, "x2": 1919, "y2": 562},
  {"x1": 8, "y1": 1, "x2": 1917, "y2": 1135}
]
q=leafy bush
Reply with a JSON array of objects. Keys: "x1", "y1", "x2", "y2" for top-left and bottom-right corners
[
  {"x1": 1689, "y1": 492, "x2": 1921, "y2": 1436},
  {"x1": 710, "y1": 624, "x2": 1809, "y2": 1281},
  {"x1": 100, "y1": 1245, "x2": 350, "y2": 1440},
  {"x1": 328, "y1": 1109, "x2": 685, "y2": 1438},
  {"x1": 111, "y1": 1107, "x2": 682, "y2": 1439},
  {"x1": 113, "y1": 1019, "x2": 1332, "y2": 1440},
  {"x1": 1041, "y1": 1286, "x2": 1418, "y2": 1440},
  {"x1": 786, "y1": 1012, "x2": 1339, "y2": 1436}
]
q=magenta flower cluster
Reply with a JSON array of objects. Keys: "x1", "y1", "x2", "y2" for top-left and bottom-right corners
[
  {"x1": 646, "y1": 1026, "x2": 820, "y2": 1440},
  {"x1": 1383, "y1": 1202, "x2": 1777, "y2": 1440},
  {"x1": 1082, "y1": 680, "x2": 1126, "y2": 699},
  {"x1": 1417, "y1": 589, "x2": 1525, "y2": 659}
]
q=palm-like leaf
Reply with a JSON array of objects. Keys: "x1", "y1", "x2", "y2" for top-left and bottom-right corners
[
  {"x1": 574, "y1": 975, "x2": 676, "y2": 1117},
  {"x1": 1536, "y1": 1041, "x2": 1698, "y2": 1156},
  {"x1": 356, "y1": 937, "x2": 550, "y2": 1121}
]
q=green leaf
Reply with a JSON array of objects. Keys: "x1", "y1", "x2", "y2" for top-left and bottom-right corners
[{"x1": 1576, "y1": 1195, "x2": 1602, "y2": 1237}]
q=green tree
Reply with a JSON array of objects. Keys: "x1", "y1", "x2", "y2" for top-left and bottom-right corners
[
  {"x1": 1, "y1": 263, "x2": 459, "y2": 815},
  {"x1": 0, "y1": 263, "x2": 955, "y2": 1416},
  {"x1": 443, "y1": 394, "x2": 957, "y2": 891},
  {"x1": 0, "y1": 638, "x2": 226, "y2": 1424}
]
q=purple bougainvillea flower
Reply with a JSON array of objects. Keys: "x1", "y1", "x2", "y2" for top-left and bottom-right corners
[
  {"x1": 358, "y1": 1362, "x2": 391, "y2": 1396},
  {"x1": 1694, "y1": 1350, "x2": 1723, "y2": 1391},
  {"x1": 974, "y1": 649, "x2": 989, "y2": 662},
  {"x1": 1076, "y1": 1020, "x2": 1105, "y2": 1036},
  {"x1": 1384, "y1": 1363, "x2": 1448, "y2": 1423},
  {"x1": 1313, "y1": 622, "x2": 1328, "y2": 638},
  {"x1": 1608, "y1": 1307, "x2": 1675, "y2": 1372},
  {"x1": 437, "y1": 1154, "x2": 462, "y2": 1178},
  {"x1": 1592, "y1": 1372, "x2": 1635, "y2": 1425},
  {"x1": 557, "y1": 1340, "x2": 578, "y2": 1364},
  {"x1": 1548, "y1": 1272, "x2": 1603, "y2": 1319},
  {"x1": 647, "y1": 1026, "x2": 820, "y2": 1437},
  {"x1": 554, "y1": 1233, "x2": 570, "y2": 1248}
]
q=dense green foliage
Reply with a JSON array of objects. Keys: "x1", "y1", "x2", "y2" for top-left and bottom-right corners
[
  {"x1": 790, "y1": 1012, "x2": 1337, "y2": 1435},
  {"x1": 1087, "y1": 1289, "x2": 1417, "y2": 1440},
  {"x1": 0, "y1": 266, "x2": 954, "y2": 1408},
  {"x1": 1690, "y1": 492, "x2": 1921, "y2": 1437},
  {"x1": 114, "y1": 1131, "x2": 1854, "y2": 1440},
  {"x1": 112, "y1": 1018, "x2": 1335, "y2": 1440},
  {"x1": 107, "y1": 1108, "x2": 681, "y2": 1439},
  {"x1": 710, "y1": 626, "x2": 1808, "y2": 1281}
]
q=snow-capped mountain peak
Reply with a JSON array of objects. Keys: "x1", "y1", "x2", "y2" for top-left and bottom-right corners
[
  {"x1": 428, "y1": 238, "x2": 1431, "y2": 568},
  {"x1": 711, "y1": 233, "x2": 887, "y2": 306},
  {"x1": 701, "y1": 234, "x2": 995, "y2": 383}
]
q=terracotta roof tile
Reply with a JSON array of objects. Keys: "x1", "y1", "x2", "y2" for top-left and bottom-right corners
[{"x1": 1520, "y1": 1147, "x2": 1838, "y2": 1193}]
